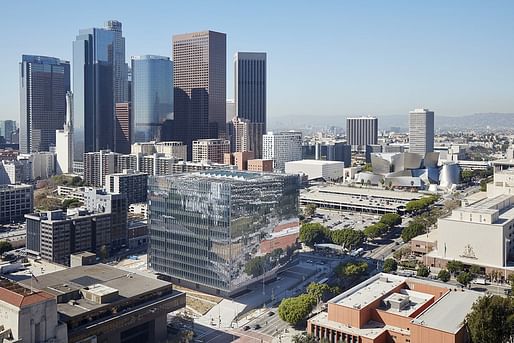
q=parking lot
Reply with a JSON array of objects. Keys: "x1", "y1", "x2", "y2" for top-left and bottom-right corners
[{"x1": 310, "y1": 208, "x2": 380, "y2": 231}]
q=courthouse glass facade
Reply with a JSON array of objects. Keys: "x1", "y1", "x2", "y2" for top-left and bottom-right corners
[{"x1": 148, "y1": 171, "x2": 299, "y2": 295}]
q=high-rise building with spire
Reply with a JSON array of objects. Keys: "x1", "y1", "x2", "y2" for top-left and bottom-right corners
[{"x1": 56, "y1": 92, "x2": 74, "y2": 174}]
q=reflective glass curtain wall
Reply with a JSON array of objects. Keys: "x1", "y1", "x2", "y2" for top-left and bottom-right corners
[
  {"x1": 131, "y1": 55, "x2": 173, "y2": 143},
  {"x1": 148, "y1": 171, "x2": 299, "y2": 295}
]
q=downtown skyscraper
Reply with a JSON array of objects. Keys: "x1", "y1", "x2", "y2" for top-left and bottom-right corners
[
  {"x1": 172, "y1": 31, "x2": 226, "y2": 160},
  {"x1": 72, "y1": 20, "x2": 128, "y2": 162},
  {"x1": 19, "y1": 55, "x2": 70, "y2": 153},
  {"x1": 409, "y1": 108, "x2": 434, "y2": 155},
  {"x1": 234, "y1": 52, "x2": 266, "y2": 158},
  {"x1": 131, "y1": 55, "x2": 173, "y2": 143}
]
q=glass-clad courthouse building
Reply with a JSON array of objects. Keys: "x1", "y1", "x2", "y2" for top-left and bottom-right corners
[{"x1": 148, "y1": 171, "x2": 299, "y2": 296}]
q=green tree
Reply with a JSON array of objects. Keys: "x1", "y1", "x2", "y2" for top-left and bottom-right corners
[
  {"x1": 299, "y1": 223, "x2": 330, "y2": 247},
  {"x1": 461, "y1": 170, "x2": 474, "y2": 184},
  {"x1": 416, "y1": 264, "x2": 430, "y2": 277},
  {"x1": 278, "y1": 294, "x2": 315, "y2": 326},
  {"x1": 457, "y1": 272, "x2": 473, "y2": 287},
  {"x1": 303, "y1": 204, "x2": 317, "y2": 217},
  {"x1": 383, "y1": 258, "x2": 398, "y2": 273},
  {"x1": 98, "y1": 245, "x2": 109, "y2": 260},
  {"x1": 363, "y1": 224, "x2": 381, "y2": 240},
  {"x1": 465, "y1": 295, "x2": 514, "y2": 343},
  {"x1": 244, "y1": 256, "x2": 266, "y2": 277},
  {"x1": 438, "y1": 269, "x2": 451, "y2": 282},
  {"x1": 446, "y1": 260, "x2": 464, "y2": 275},
  {"x1": 330, "y1": 229, "x2": 365, "y2": 249},
  {"x1": 401, "y1": 222, "x2": 425, "y2": 242},
  {"x1": 0, "y1": 241, "x2": 13, "y2": 255},
  {"x1": 379, "y1": 213, "x2": 402, "y2": 228},
  {"x1": 336, "y1": 261, "x2": 368, "y2": 278},
  {"x1": 469, "y1": 265, "x2": 481, "y2": 276},
  {"x1": 306, "y1": 282, "x2": 338, "y2": 303},
  {"x1": 292, "y1": 334, "x2": 318, "y2": 343}
]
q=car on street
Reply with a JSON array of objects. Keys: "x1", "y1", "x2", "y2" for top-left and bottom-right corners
[
  {"x1": 268, "y1": 311, "x2": 275, "y2": 316},
  {"x1": 253, "y1": 324, "x2": 261, "y2": 330}
]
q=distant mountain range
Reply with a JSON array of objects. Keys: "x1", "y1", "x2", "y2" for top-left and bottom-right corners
[{"x1": 269, "y1": 113, "x2": 514, "y2": 132}]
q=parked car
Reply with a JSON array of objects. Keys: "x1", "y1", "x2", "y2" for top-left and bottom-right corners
[{"x1": 242, "y1": 326, "x2": 250, "y2": 331}]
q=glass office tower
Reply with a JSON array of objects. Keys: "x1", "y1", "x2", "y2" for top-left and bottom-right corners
[
  {"x1": 73, "y1": 21, "x2": 127, "y2": 162},
  {"x1": 148, "y1": 171, "x2": 299, "y2": 295},
  {"x1": 131, "y1": 55, "x2": 173, "y2": 143},
  {"x1": 19, "y1": 55, "x2": 70, "y2": 153}
]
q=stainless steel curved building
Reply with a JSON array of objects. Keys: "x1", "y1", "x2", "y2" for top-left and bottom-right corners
[{"x1": 440, "y1": 162, "x2": 460, "y2": 188}]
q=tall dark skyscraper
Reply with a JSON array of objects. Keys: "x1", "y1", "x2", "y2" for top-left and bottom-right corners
[
  {"x1": 105, "y1": 20, "x2": 129, "y2": 103},
  {"x1": 234, "y1": 52, "x2": 267, "y2": 131},
  {"x1": 233, "y1": 52, "x2": 266, "y2": 158},
  {"x1": 173, "y1": 31, "x2": 226, "y2": 159},
  {"x1": 73, "y1": 20, "x2": 127, "y2": 162},
  {"x1": 19, "y1": 55, "x2": 70, "y2": 153},
  {"x1": 131, "y1": 55, "x2": 173, "y2": 143}
]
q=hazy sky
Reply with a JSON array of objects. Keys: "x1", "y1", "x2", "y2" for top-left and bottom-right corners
[{"x1": 2, "y1": 0, "x2": 514, "y2": 122}]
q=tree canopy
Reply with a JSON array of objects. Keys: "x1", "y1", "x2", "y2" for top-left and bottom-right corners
[
  {"x1": 446, "y1": 260, "x2": 464, "y2": 274},
  {"x1": 405, "y1": 195, "x2": 439, "y2": 212},
  {"x1": 401, "y1": 222, "x2": 425, "y2": 242},
  {"x1": 457, "y1": 272, "x2": 473, "y2": 286},
  {"x1": 278, "y1": 294, "x2": 316, "y2": 326},
  {"x1": 330, "y1": 229, "x2": 365, "y2": 249},
  {"x1": 438, "y1": 269, "x2": 451, "y2": 282},
  {"x1": 416, "y1": 264, "x2": 430, "y2": 277},
  {"x1": 336, "y1": 261, "x2": 368, "y2": 278},
  {"x1": 465, "y1": 295, "x2": 514, "y2": 343},
  {"x1": 0, "y1": 241, "x2": 13, "y2": 255},
  {"x1": 383, "y1": 258, "x2": 398, "y2": 273},
  {"x1": 299, "y1": 223, "x2": 330, "y2": 247}
]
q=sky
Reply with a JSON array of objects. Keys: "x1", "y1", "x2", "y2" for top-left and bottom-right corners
[{"x1": 2, "y1": 0, "x2": 514, "y2": 123}]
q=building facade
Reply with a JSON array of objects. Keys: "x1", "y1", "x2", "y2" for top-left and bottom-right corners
[
  {"x1": 19, "y1": 55, "x2": 70, "y2": 153},
  {"x1": 0, "y1": 184, "x2": 33, "y2": 224},
  {"x1": 0, "y1": 278, "x2": 67, "y2": 343},
  {"x1": 25, "y1": 209, "x2": 111, "y2": 265},
  {"x1": 148, "y1": 171, "x2": 299, "y2": 296},
  {"x1": 192, "y1": 139, "x2": 230, "y2": 163},
  {"x1": 409, "y1": 108, "x2": 434, "y2": 155},
  {"x1": 234, "y1": 52, "x2": 267, "y2": 130},
  {"x1": 73, "y1": 21, "x2": 127, "y2": 161},
  {"x1": 131, "y1": 55, "x2": 173, "y2": 143},
  {"x1": 131, "y1": 141, "x2": 187, "y2": 161},
  {"x1": 308, "y1": 273, "x2": 480, "y2": 343},
  {"x1": 228, "y1": 116, "x2": 264, "y2": 158},
  {"x1": 346, "y1": 116, "x2": 378, "y2": 148},
  {"x1": 83, "y1": 188, "x2": 128, "y2": 249},
  {"x1": 114, "y1": 102, "x2": 131, "y2": 153},
  {"x1": 263, "y1": 131, "x2": 302, "y2": 171},
  {"x1": 173, "y1": 31, "x2": 226, "y2": 159},
  {"x1": 56, "y1": 92, "x2": 74, "y2": 174},
  {"x1": 105, "y1": 169, "x2": 148, "y2": 204}
]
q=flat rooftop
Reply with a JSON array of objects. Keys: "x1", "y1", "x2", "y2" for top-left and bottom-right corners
[
  {"x1": 286, "y1": 160, "x2": 344, "y2": 166},
  {"x1": 330, "y1": 274, "x2": 405, "y2": 309},
  {"x1": 313, "y1": 185, "x2": 423, "y2": 201},
  {"x1": 412, "y1": 288, "x2": 481, "y2": 333},
  {"x1": 19, "y1": 264, "x2": 175, "y2": 319}
]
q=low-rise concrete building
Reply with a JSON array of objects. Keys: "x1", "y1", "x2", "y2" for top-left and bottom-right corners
[
  {"x1": 18, "y1": 264, "x2": 185, "y2": 343},
  {"x1": 308, "y1": 273, "x2": 481, "y2": 343},
  {"x1": 0, "y1": 277, "x2": 67, "y2": 343},
  {"x1": 424, "y1": 194, "x2": 514, "y2": 278},
  {"x1": 300, "y1": 185, "x2": 423, "y2": 214},
  {"x1": 285, "y1": 159, "x2": 344, "y2": 181},
  {"x1": 0, "y1": 184, "x2": 33, "y2": 224}
]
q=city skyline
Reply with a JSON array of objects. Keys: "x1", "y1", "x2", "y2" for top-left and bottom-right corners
[{"x1": 1, "y1": 1, "x2": 514, "y2": 123}]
